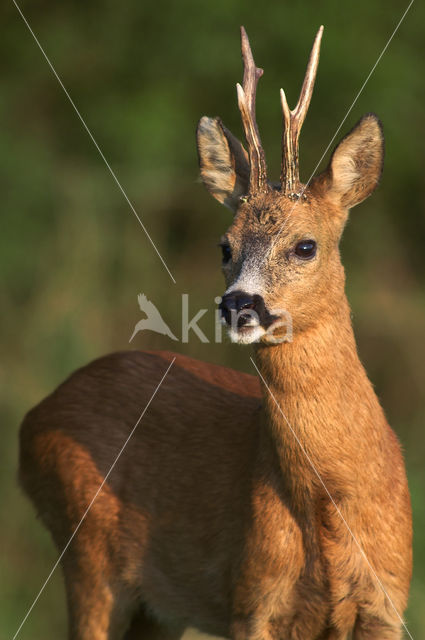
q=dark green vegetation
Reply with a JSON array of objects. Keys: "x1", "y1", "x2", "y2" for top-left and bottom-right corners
[{"x1": 1, "y1": 1, "x2": 424, "y2": 637}]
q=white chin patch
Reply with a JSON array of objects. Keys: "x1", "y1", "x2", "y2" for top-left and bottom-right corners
[{"x1": 227, "y1": 324, "x2": 266, "y2": 345}]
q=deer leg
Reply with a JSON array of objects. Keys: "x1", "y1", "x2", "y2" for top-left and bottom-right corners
[
  {"x1": 63, "y1": 558, "x2": 133, "y2": 640},
  {"x1": 316, "y1": 597, "x2": 357, "y2": 639},
  {"x1": 353, "y1": 612, "x2": 402, "y2": 640}
]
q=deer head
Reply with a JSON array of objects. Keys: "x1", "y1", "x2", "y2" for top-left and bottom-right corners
[{"x1": 197, "y1": 27, "x2": 384, "y2": 344}]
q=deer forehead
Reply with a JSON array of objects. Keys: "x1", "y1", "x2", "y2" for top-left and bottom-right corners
[{"x1": 226, "y1": 191, "x2": 332, "y2": 247}]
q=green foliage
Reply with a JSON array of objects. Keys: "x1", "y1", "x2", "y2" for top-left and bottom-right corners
[{"x1": 1, "y1": 0, "x2": 424, "y2": 637}]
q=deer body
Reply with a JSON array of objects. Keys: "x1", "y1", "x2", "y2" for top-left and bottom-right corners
[
  {"x1": 20, "y1": 350, "x2": 263, "y2": 638},
  {"x1": 19, "y1": 26, "x2": 411, "y2": 640}
]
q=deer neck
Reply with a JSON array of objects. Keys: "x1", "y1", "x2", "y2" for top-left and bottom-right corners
[{"x1": 253, "y1": 295, "x2": 380, "y2": 507}]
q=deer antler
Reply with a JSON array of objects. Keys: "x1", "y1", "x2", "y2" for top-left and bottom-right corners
[
  {"x1": 280, "y1": 26, "x2": 324, "y2": 197},
  {"x1": 237, "y1": 27, "x2": 268, "y2": 194}
]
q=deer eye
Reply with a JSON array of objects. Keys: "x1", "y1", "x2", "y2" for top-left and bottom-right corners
[
  {"x1": 220, "y1": 243, "x2": 232, "y2": 264},
  {"x1": 294, "y1": 239, "x2": 317, "y2": 259}
]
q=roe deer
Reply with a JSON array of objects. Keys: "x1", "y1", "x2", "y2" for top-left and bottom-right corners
[{"x1": 19, "y1": 26, "x2": 412, "y2": 640}]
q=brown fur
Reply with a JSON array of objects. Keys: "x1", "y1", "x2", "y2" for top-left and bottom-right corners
[{"x1": 20, "y1": 89, "x2": 411, "y2": 640}]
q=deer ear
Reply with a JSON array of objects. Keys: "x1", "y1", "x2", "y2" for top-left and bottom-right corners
[
  {"x1": 324, "y1": 114, "x2": 384, "y2": 209},
  {"x1": 197, "y1": 116, "x2": 250, "y2": 211}
]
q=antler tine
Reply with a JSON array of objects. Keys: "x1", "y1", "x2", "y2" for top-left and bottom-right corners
[
  {"x1": 281, "y1": 26, "x2": 324, "y2": 196},
  {"x1": 237, "y1": 26, "x2": 268, "y2": 194},
  {"x1": 293, "y1": 26, "x2": 323, "y2": 130}
]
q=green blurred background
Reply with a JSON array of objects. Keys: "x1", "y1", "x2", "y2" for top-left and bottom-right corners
[{"x1": 1, "y1": 0, "x2": 424, "y2": 637}]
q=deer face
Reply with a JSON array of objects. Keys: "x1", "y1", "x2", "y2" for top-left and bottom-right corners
[
  {"x1": 217, "y1": 190, "x2": 341, "y2": 343},
  {"x1": 197, "y1": 29, "x2": 384, "y2": 344}
]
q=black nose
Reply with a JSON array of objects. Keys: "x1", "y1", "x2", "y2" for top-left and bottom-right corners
[{"x1": 219, "y1": 291, "x2": 265, "y2": 327}]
